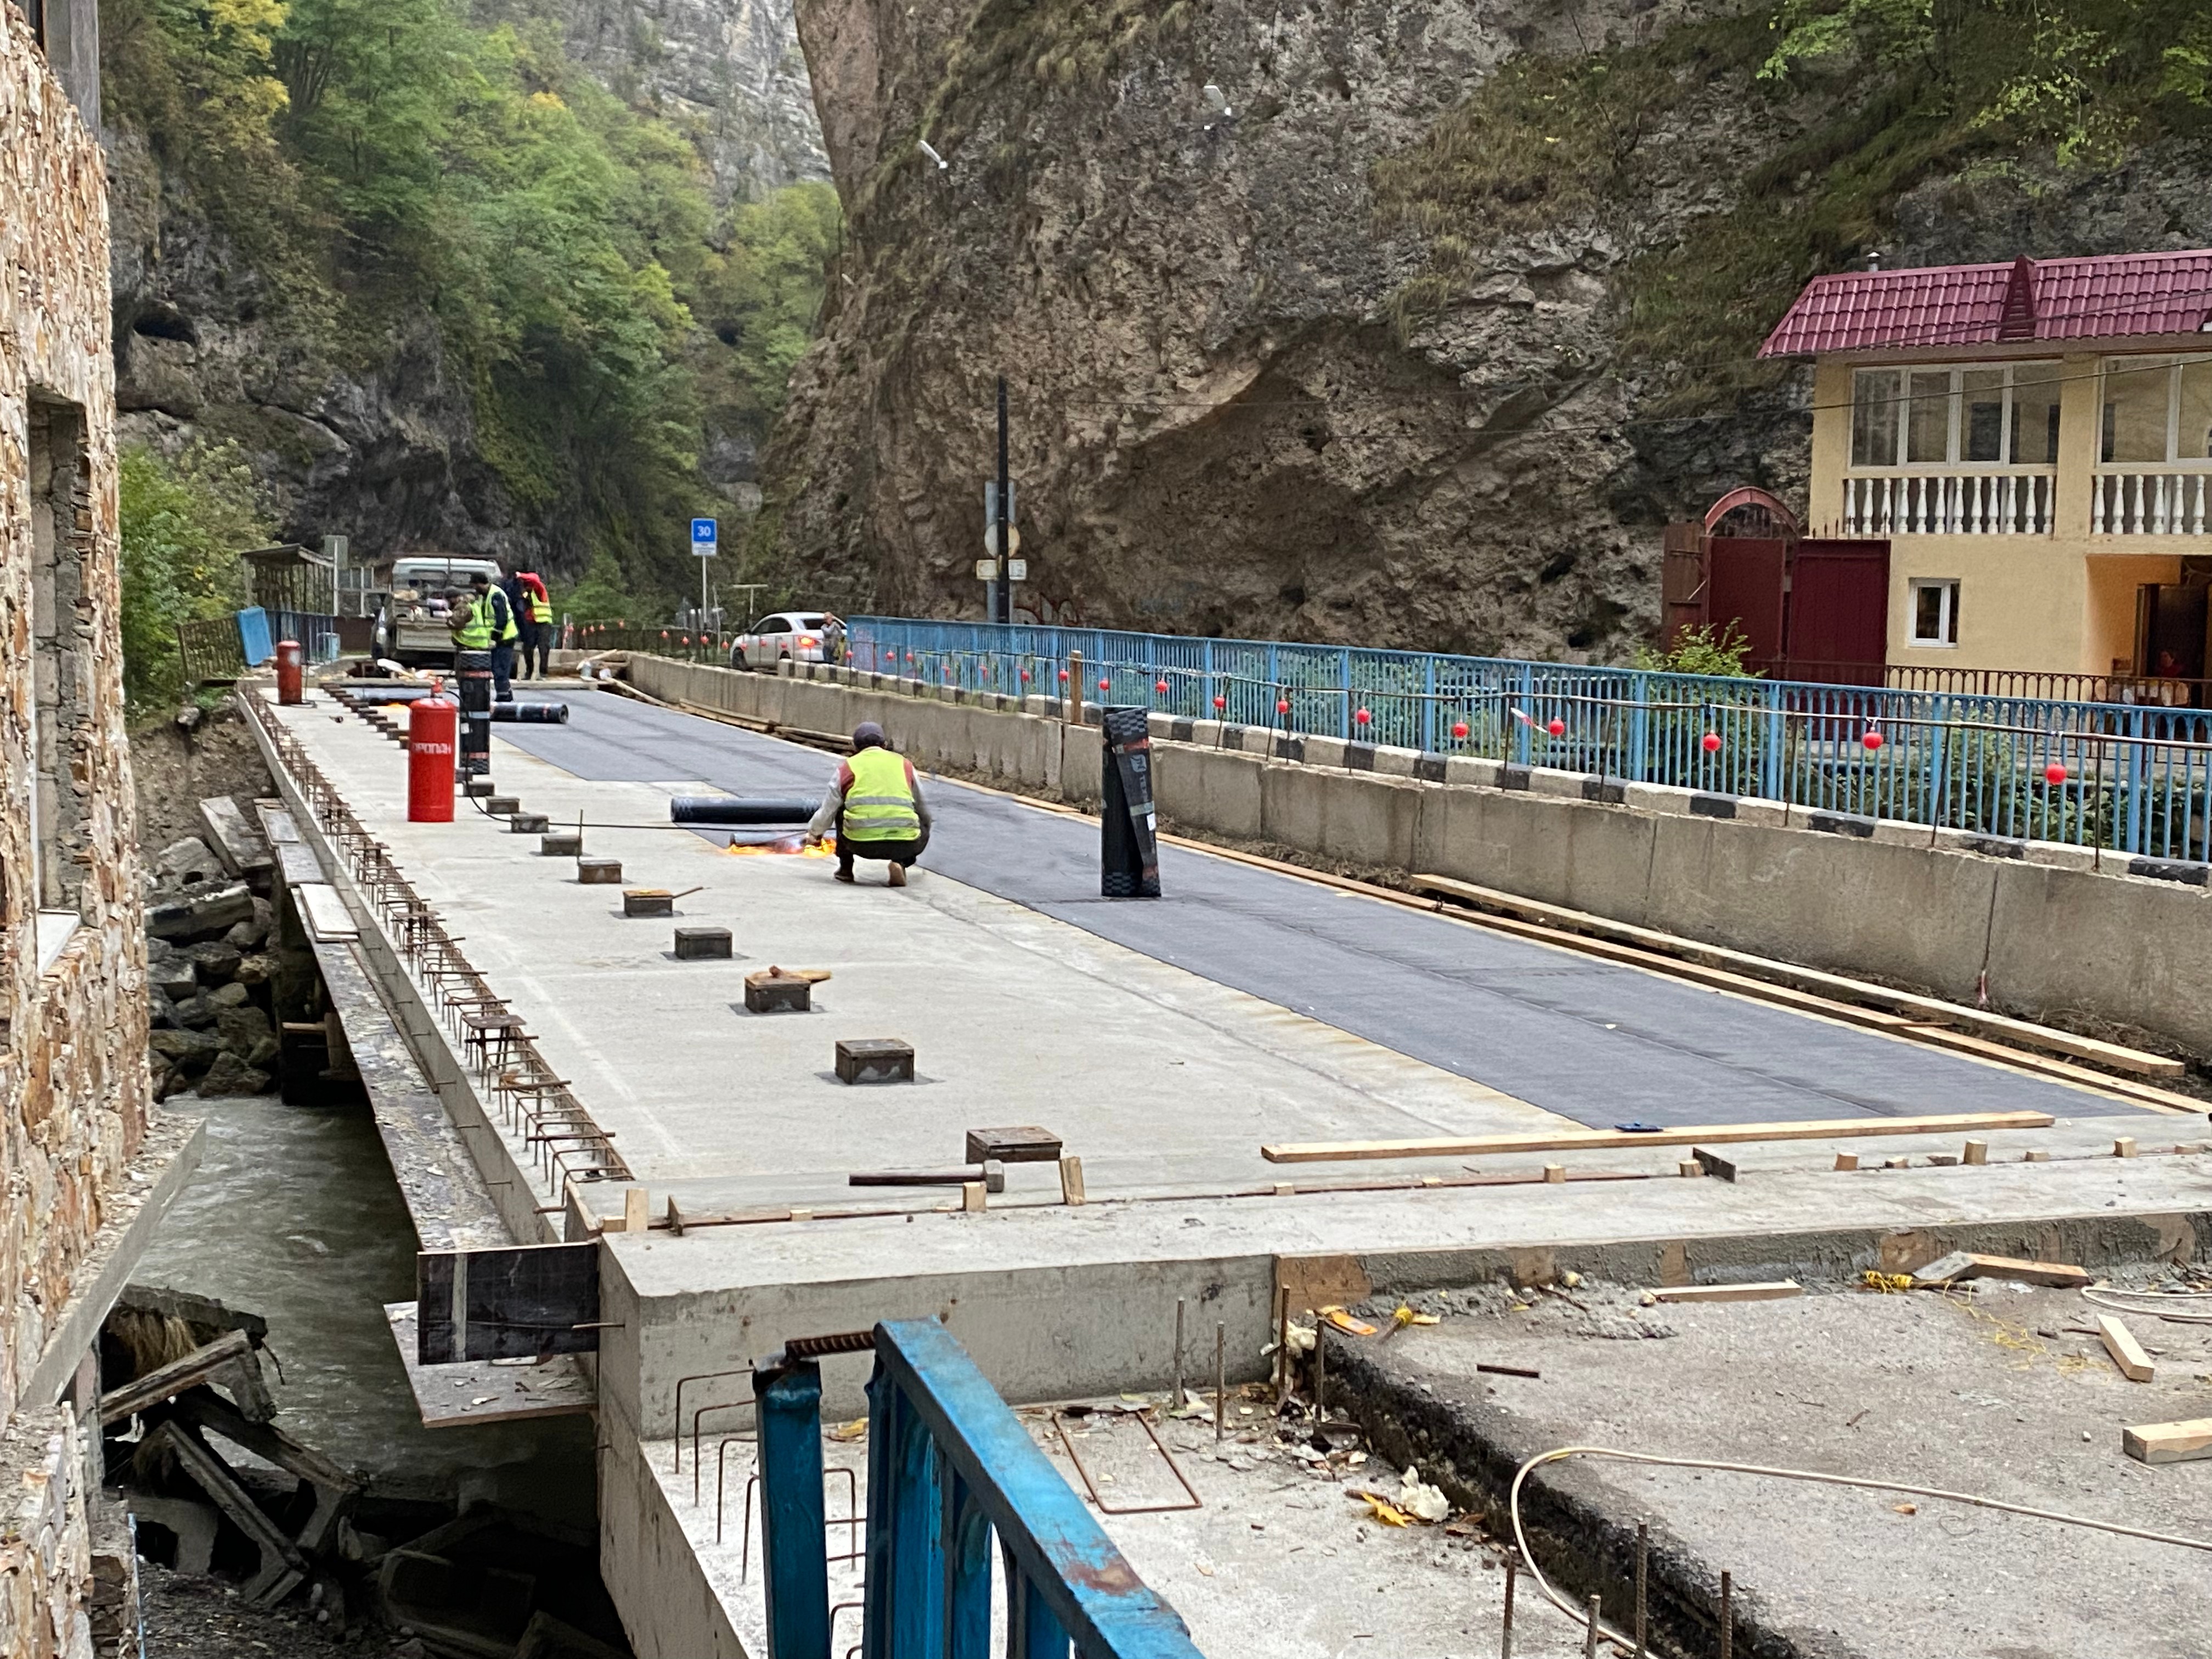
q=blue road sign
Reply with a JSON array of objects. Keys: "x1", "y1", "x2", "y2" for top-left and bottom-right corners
[{"x1": 691, "y1": 517, "x2": 718, "y2": 555}]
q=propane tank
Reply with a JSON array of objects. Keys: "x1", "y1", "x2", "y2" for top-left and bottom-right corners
[
  {"x1": 407, "y1": 685, "x2": 459, "y2": 822},
  {"x1": 275, "y1": 639, "x2": 304, "y2": 706}
]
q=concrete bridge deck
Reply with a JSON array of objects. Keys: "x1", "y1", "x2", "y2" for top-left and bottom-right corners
[{"x1": 256, "y1": 681, "x2": 2204, "y2": 1657}]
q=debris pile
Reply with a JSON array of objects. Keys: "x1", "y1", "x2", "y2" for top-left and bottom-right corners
[
  {"x1": 101, "y1": 1287, "x2": 633, "y2": 1657},
  {"x1": 143, "y1": 798, "x2": 288, "y2": 1099}
]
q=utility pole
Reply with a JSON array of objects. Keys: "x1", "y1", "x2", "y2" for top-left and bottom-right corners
[{"x1": 994, "y1": 375, "x2": 1011, "y2": 626}]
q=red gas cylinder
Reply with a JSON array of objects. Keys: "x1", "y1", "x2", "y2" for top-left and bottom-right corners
[
  {"x1": 408, "y1": 690, "x2": 459, "y2": 822},
  {"x1": 275, "y1": 639, "x2": 304, "y2": 705}
]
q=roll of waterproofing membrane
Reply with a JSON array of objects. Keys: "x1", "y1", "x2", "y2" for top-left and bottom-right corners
[
  {"x1": 670, "y1": 796, "x2": 821, "y2": 825},
  {"x1": 491, "y1": 702, "x2": 569, "y2": 723}
]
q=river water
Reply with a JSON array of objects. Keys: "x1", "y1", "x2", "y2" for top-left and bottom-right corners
[{"x1": 135, "y1": 1093, "x2": 596, "y2": 1527}]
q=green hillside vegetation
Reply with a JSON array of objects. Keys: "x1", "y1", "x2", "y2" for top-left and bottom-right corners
[
  {"x1": 1375, "y1": 0, "x2": 2212, "y2": 407},
  {"x1": 117, "y1": 442, "x2": 270, "y2": 709},
  {"x1": 102, "y1": 0, "x2": 837, "y2": 612}
]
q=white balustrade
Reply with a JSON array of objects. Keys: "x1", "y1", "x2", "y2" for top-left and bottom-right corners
[
  {"x1": 1841, "y1": 471, "x2": 2056, "y2": 536},
  {"x1": 2091, "y1": 470, "x2": 2212, "y2": 536}
]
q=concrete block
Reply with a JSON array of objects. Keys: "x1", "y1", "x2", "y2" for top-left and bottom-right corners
[
  {"x1": 835, "y1": 1038, "x2": 915, "y2": 1084},
  {"x1": 1444, "y1": 754, "x2": 1502, "y2": 789},
  {"x1": 2022, "y1": 839, "x2": 2102, "y2": 873},
  {"x1": 464, "y1": 778, "x2": 496, "y2": 797},
  {"x1": 1870, "y1": 817, "x2": 1933, "y2": 848},
  {"x1": 673, "y1": 927, "x2": 732, "y2": 960},
  {"x1": 1302, "y1": 736, "x2": 1350, "y2": 769},
  {"x1": 577, "y1": 858, "x2": 623, "y2": 884},
  {"x1": 1158, "y1": 746, "x2": 1263, "y2": 840},
  {"x1": 1733, "y1": 797, "x2": 1790, "y2": 828},
  {"x1": 1371, "y1": 745, "x2": 1420, "y2": 778},
  {"x1": 743, "y1": 973, "x2": 811, "y2": 1013},
  {"x1": 485, "y1": 795, "x2": 520, "y2": 816},
  {"x1": 1525, "y1": 767, "x2": 1585, "y2": 800},
  {"x1": 541, "y1": 831, "x2": 583, "y2": 856},
  {"x1": 511, "y1": 814, "x2": 549, "y2": 834},
  {"x1": 1623, "y1": 781, "x2": 1694, "y2": 816}
]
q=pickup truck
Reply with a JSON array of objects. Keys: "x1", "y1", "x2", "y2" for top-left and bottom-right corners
[{"x1": 372, "y1": 556, "x2": 506, "y2": 668}]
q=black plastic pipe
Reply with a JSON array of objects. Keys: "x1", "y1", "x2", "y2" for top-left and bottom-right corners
[
  {"x1": 670, "y1": 796, "x2": 821, "y2": 825},
  {"x1": 492, "y1": 703, "x2": 569, "y2": 723}
]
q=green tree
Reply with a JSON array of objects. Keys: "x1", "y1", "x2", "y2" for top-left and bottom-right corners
[{"x1": 117, "y1": 443, "x2": 273, "y2": 710}]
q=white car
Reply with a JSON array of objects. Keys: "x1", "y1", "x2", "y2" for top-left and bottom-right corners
[{"x1": 730, "y1": 612, "x2": 836, "y2": 670}]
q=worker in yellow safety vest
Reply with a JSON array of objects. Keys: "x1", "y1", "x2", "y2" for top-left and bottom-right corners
[
  {"x1": 458, "y1": 571, "x2": 520, "y2": 699},
  {"x1": 804, "y1": 722, "x2": 931, "y2": 886},
  {"x1": 449, "y1": 580, "x2": 495, "y2": 651}
]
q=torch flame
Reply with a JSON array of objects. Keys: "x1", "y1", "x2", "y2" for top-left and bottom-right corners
[{"x1": 724, "y1": 834, "x2": 838, "y2": 858}]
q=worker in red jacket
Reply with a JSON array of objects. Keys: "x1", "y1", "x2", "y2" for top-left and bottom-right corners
[{"x1": 506, "y1": 569, "x2": 552, "y2": 679}]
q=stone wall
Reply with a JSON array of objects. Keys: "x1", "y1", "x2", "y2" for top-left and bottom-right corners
[
  {"x1": 0, "y1": 1407, "x2": 94, "y2": 1659},
  {"x1": 1, "y1": 20, "x2": 151, "y2": 1655}
]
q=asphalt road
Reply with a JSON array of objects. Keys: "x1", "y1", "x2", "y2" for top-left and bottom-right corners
[{"x1": 492, "y1": 689, "x2": 2128, "y2": 1130}]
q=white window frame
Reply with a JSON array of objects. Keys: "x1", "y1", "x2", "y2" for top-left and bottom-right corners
[
  {"x1": 2097, "y1": 354, "x2": 2212, "y2": 468},
  {"x1": 1849, "y1": 362, "x2": 2063, "y2": 471},
  {"x1": 1908, "y1": 578, "x2": 1960, "y2": 648}
]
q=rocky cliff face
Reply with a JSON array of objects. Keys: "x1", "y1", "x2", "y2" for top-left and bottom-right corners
[
  {"x1": 766, "y1": 0, "x2": 1803, "y2": 654},
  {"x1": 548, "y1": 0, "x2": 828, "y2": 198}
]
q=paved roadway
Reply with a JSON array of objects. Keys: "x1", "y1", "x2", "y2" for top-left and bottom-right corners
[{"x1": 493, "y1": 690, "x2": 2128, "y2": 1130}]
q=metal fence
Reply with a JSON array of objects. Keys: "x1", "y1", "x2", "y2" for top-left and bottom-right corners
[
  {"x1": 753, "y1": 1319, "x2": 1202, "y2": 1659},
  {"x1": 847, "y1": 616, "x2": 2212, "y2": 865}
]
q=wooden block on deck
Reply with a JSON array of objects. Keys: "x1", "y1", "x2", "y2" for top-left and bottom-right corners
[
  {"x1": 540, "y1": 831, "x2": 583, "y2": 857},
  {"x1": 511, "y1": 814, "x2": 549, "y2": 834},
  {"x1": 577, "y1": 857, "x2": 623, "y2": 884},
  {"x1": 2098, "y1": 1314, "x2": 2157, "y2": 1382},
  {"x1": 464, "y1": 778, "x2": 495, "y2": 797},
  {"x1": 2123, "y1": 1418, "x2": 2212, "y2": 1464},
  {"x1": 486, "y1": 795, "x2": 521, "y2": 815},
  {"x1": 1690, "y1": 1147, "x2": 1738, "y2": 1183},
  {"x1": 1909, "y1": 1251, "x2": 2090, "y2": 1289},
  {"x1": 965, "y1": 1126, "x2": 1064, "y2": 1164},
  {"x1": 744, "y1": 972, "x2": 811, "y2": 1013},
  {"x1": 674, "y1": 927, "x2": 732, "y2": 961},
  {"x1": 837, "y1": 1038, "x2": 915, "y2": 1085},
  {"x1": 624, "y1": 888, "x2": 675, "y2": 917},
  {"x1": 1650, "y1": 1281, "x2": 1802, "y2": 1305}
]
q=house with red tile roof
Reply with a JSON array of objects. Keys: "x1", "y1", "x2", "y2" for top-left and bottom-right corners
[{"x1": 1760, "y1": 250, "x2": 2212, "y2": 689}]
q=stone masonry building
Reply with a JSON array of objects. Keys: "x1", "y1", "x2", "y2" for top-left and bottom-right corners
[{"x1": 3, "y1": 2, "x2": 198, "y2": 1654}]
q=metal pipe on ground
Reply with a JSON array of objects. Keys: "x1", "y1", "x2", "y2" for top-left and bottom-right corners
[{"x1": 670, "y1": 797, "x2": 823, "y2": 825}]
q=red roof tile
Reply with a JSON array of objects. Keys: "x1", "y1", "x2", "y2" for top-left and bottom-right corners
[{"x1": 1759, "y1": 250, "x2": 2212, "y2": 356}]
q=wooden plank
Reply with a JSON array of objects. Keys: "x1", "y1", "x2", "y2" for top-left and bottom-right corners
[
  {"x1": 416, "y1": 1242, "x2": 599, "y2": 1364},
  {"x1": 2122, "y1": 1418, "x2": 2212, "y2": 1465},
  {"x1": 1650, "y1": 1282, "x2": 1802, "y2": 1304},
  {"x1": 384, "y1": 1304, "x2": 597, "y2": 1429},
  {"x1": 98, "y1": 1330, "x2": 253, "y2": 1424},
  {"x1": 1908, "y1": 1251, "x2": 2092, "y2": 1289},
  {"x1": 1894, "y1": 1026, "x2": 2199, "y2": 1115},
  {"x1": 294, "y1": 883, "x2": 359, "y2": 943},
  {"x1": 1690, "y1": 1147, "x2": 1739, "y2": 1183},
  {"x1": 198, "y1": 796, "x2": 273, "y2": 878},
  {"x1": 1411, "y1": 873, "x2": 2183, "y2": 1078},
  {"x1": 145, "y1": 1422, "x2": 306, "y2": 1606},
  {"x1": 166, "y1": 1389, "x2": 357, "y2": 1554},
  {"x1": 1261, "y1": 1110, "x2": 2056, "y2": 1165},
  {"x1": 2097, "y1": 1315, "x2": 2158, "y2": 1383}
]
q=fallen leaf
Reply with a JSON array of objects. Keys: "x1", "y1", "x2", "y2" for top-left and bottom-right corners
[
  {"x1": 1348, "y1": 1489, "x2": 1413, "y2": 1527},
  {"x1": 1892, "y1": 1503, "x2": 1918, "y2": 1516},
  {"x1": 1194, "y1": 1554, "x2": 1217, "y2": 1577},
  {"x1": 828, "y1": 1417, "x2": 868, "y2": 1442}
]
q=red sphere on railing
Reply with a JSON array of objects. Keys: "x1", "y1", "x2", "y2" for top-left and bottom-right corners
[
  {"x1": 1701, "y1": 732, "x2": 1723, "y2": 753},
  {"x1": 1058, "y1": 669, "x2": 1069, "y2": 682},
  {"x1": 1212, "y1": 696, "x2": 1226, "y2": 710},
  {"x1": 1155, "y1": 679, "x2": 1170, "y2": 695},
  {"x1": 1861, "y1": 730, "x2": 1883, "y2": 751},
  {"x1": 1546, "y1": 718, "x2": 1565, "y2": 737},
  {"x1": 1021, "y1": 670, "x2": 1031, "y2": 682},
  {"x1": 1353, "y1": 708, "x2": 1373, "y2": 726},
  {"x1": 1098, "y1": 678, "x2": 1109, "y2": 691},
  {"x1": 2044, "y1": 762, "x2": 2069, "y2": 785},
  {"x1": 1452, "y1": 721, "x2": 1470, "y2": 740},
  {"x1": 1276, "y1": 699, "x2": 1291, "y2": 715}
]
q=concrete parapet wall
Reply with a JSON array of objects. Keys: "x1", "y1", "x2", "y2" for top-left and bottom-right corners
[
  {"x1": 621, "y1": 655, "x2": 2212, "y2": 1055},
  {"x1": 0, "y1": 1406, "x2": 94, "y2": 1659}
]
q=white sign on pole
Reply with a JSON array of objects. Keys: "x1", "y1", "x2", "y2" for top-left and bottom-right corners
[
  {"x1": 1008, "y1": 558, "x2": 1028, "y2": 582},
  {"x1": 983, "y1": 524, "x2": 1022, "y2": 557}
]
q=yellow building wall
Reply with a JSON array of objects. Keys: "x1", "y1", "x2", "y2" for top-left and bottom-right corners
[{"x1": 1812, "y1": 350, "x2": 2204, "y2": 677}]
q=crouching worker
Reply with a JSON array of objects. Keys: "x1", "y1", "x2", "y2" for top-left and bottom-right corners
[{"x1": 805, "y1": 722, "x2": 930, "y2": 885}]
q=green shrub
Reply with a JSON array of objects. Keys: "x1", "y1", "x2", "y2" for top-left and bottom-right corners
[{"x1": 117, "y1": 442, "x2": 272, "y2": 710}]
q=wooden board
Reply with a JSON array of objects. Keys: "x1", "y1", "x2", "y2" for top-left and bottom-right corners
[
  {"x1": 2097, "y1": 1314, "x2": 2157, "y2": 1383},
  {"x1": 293, "y1": 883, "x2": 359, "y2": 943},
  {"x1": 144, "y1": 1421, "x2": 306, "y2": 1606},
  {"x1": 98, "y1": 1330, "x2": 269, "y2": 1425},
  {"x1": 1892, "y1": 1025, "x2": 2201, "y2": 1115},
  {"x1": 385, "y1": 1304, "x2": 598, "y2": 1427},
  {"x1": 1410, "y1": 873, "x2": 2182, "y2": 1078},
  {"x1": 1262, "y1": 1110, "x2": 2056, "y2": 1165},
  {"x1": 416, "y1": 1242, "x2": 599, "y2": 1364},
  {"x1": 2122, "y1": 1418, "x2": 2212, "y2": 1465},
  {"x1": 1908, "y1": 1251, "x2": 2092, "y2": 1289},
  {"x1": 1650, "y1": 1281, "x2": 1802, "y2": 1304}
]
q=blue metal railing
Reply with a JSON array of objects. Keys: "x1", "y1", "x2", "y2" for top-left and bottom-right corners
[
  {"x1": 753, "y1": 1320, "x2": 1204, "y2": 1659},
  {"x1": 845, "y1": 617, "x2": 2212, "y2": 864}
]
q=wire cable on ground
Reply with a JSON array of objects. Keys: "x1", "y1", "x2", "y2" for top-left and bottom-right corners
[
  {"x1": 2082, "y1": 1287, "x2": 2212, "y2": 1322},
  {"x1": 1506, "y1": 1443, "x2": 2212, "y2": 1654}
]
